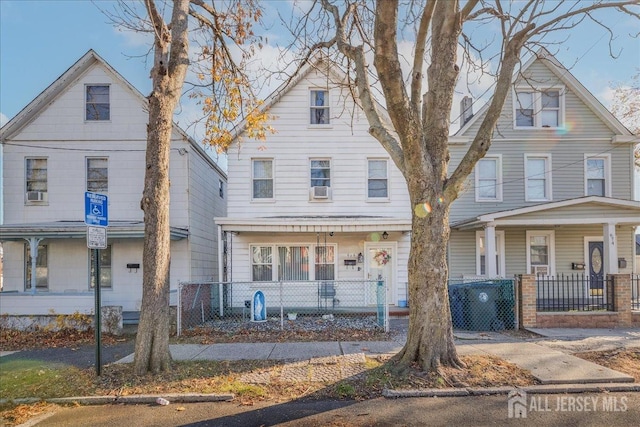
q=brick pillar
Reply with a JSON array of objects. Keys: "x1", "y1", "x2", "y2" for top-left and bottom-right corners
[
  {"x1": 519, "y1": 274, "x2": 537, "y2": 328},
  {"x1": 610, "y1": 274, "x2": 632, "y2": 327}
]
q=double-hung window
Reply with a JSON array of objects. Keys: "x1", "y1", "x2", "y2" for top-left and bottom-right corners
[
  {"x1": 87, "y1": 157, "x2": 108, "y2": 193},
  {"x1": 252, "y1": 159, "x2": 273, "y2": 200},
  {"x1": 25, "y1": 243, "x2": 48, "y2": 290},
  {"x1": 86, "y1": 85, "x2": 110, "y2": 121},
  {"x1": 251, "y1": 246, "x2": 273, "y2": 281},
  {"x1": 278, "y1": 246, "x2": 310, "y2": 281},
  {"x1": 514, "y1": 88, "x2": 563, "y2": 128},
  {"x1": 310, "y1": 159, "x2": 331, "y2": 187},
  {"x1": 524, "y1": 154, "x2": 552, "y2": 201},
  {"x1": 25, "y1": 158, "x2": 48, "y2": 203},
  {"x1": 476, "y1": 231, "x2": 505, "y2": 277},
  {"x1": 526, "y1": 230, "x2": 555, "y2": 276},
  {"x1": 89, "y1": 245, "x2": 112, "y2": 289},
  {"x1": 310, "y1": 90, "x2": 329, "y2": 125},
  {"x1": 315, "y1": 246, "x2": 335, "y2": 280},
  {"x1": 584, "y1": 155, "x2": 610, "y2": 197},
  {"x1": 367, "y1": 159, "x2": 388, "y2": 199},
  {"x1": 475, "y1": 155, "x2": 502, "y2": 202}
]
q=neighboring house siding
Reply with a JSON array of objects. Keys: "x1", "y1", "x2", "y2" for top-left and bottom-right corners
[
  {"x1": 449, "y1": 58, "x2": 633, "y2": 223},
  {"x1": 226, "y1": 69, "x2": 411, "y2": 219}
]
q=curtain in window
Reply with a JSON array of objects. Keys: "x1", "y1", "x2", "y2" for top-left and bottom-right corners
[
  {"x1": 252, "y1": 246, "x2": 273, "y2": 281},
  {"x1": 278, "y1": 246, "x2": 309, "y2": 280},
  {"x1": 315, "y1": 246, "x2": 335, "y2": 280},
  {"x1": 368, "y1": 160, "x2": 388, "y2": 197}
]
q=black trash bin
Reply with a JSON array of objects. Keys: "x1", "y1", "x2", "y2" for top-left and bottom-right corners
[{"x1": 463, "y1": 282, "x2": 503, "y2": 331}]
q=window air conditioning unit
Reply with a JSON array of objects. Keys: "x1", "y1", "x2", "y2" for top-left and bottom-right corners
[
  {"x1": 532, "y1": 265, "x2": 549, "y2": 276},
  {"x1": 26, "y1": 191, "x2": 46, "y2": 202},
  {"x1": 312, "y1": 186, "x2": 330, "y2": 199}
]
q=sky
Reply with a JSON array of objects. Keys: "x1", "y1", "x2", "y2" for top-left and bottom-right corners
[{"x1": 1, "y1": 1, "x2": 639, "y2": 133}]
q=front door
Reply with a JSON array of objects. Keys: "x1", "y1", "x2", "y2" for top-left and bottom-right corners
[
  {"x1": 364, "y1": 243, "x2": 394, "y2": 305},
  {"x1": 588, "y1": 241, "x2": 604, "y2": 296}
]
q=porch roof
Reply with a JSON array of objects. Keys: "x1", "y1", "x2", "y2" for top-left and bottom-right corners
[
  {"x1": 0, "y1": 221, "x2": 189, "y2": 241},
  {"x1": 451, "y1": 196, "x2": 640, "y2": 230},
  {"x1": 215, "y1": 216, "x2": 412, "y2": 233}
]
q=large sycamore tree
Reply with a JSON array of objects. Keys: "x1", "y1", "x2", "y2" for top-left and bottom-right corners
[
  {"x1": 112, "y1": 0, "x2": 266, "y2": 374},
  {"x1": 291, "y1": 0, "x2": 639, "y2": 371}
]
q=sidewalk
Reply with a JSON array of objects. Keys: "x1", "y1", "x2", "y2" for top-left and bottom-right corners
[{"x1": 114, "y1": 327, "x2": 639, "y2": 385}]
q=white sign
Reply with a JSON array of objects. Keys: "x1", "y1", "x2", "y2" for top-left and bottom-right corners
[{"x1": 87, "y1": 226, "x2": 107, "y2": 249}]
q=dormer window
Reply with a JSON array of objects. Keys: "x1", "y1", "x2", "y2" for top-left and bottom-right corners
[
  {"x1": 86, "y1": 85, "x2": 110, "y2": 121},
  {"x1": 514, "y1": 88, "x2": 563, "y2": 128},
  {"x1": 310, "y1": 90, "x2": 329, "y2": 125}
]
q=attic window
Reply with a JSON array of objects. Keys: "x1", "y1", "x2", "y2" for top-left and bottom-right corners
[
  {"x1": 86, "y1": 85, "x2": 110, "y2": 121},
  {"x1": 310, "y1": 90, "x2": 329, "y2": 125},
  {"x1": 514, "y1": 88, "x2": 563, "y2": 129}
]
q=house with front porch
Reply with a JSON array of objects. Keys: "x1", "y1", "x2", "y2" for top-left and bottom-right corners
[
  {"x1": 448, "y1": 49, "x2": 639, "y2": 289},
  {"x1": 0, "y1": 50, "x2": 227, "y2": 324},
  {"x1": 216, "y1": 49, "x2": 639, "y2": 321}
]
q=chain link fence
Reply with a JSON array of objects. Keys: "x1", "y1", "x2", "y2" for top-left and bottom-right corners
[
  {"x1": 178, "y1": 280, "x2": 389, "y2": 335},
  {"x1": 447, "y1": 278, "x2": 517, "y2": 331}
]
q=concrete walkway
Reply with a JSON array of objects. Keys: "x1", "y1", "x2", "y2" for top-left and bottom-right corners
[{"x1": 114, "y1": 328, "x2": 638, "y2": 385}]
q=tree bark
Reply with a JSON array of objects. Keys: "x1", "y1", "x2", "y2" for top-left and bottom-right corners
[{"x1": 134, "y1": 0, "x2": 190, "y2": 375}]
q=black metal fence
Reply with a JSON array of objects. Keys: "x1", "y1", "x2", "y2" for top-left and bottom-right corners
[
  {"x1": 536, "y1": 274, "x2": 614, "y2": 312},
  {"x1": 447, "y1": 278, "x2": 516, "y2": 331},
  {"x1": 177, "y1": 280, "x2": 389, "y2": 335},
  {"x1": 633, "y1": 274, "x2": 640, "y2": 311}
]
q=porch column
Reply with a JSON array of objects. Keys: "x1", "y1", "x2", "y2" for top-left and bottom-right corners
[
  {"x1": 485, "y1": 224, "x2": 497, "y2": 277},
  {"x1": 25, "y1": 237, "x2": 43, "y2": 294},
  {"x1": 603, "y1": 223, "x2": 618, "y2": 274}
]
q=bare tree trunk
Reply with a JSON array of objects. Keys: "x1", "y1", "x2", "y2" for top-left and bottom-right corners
[{"x1": 134, "y1": 0, "x2": 190, "y2": 375}]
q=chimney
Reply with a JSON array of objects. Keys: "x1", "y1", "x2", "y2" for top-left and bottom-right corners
[{"x1": 460, "y1": 96, "x2": 473, "y2": 128}]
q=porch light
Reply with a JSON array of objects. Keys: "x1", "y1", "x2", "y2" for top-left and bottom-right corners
[
  {"x1": 357, "y1": 253, "x2": 364, "y2": 263},
  {"x1": 382, "y1": 231, "x2": 389, "y2": 240}
]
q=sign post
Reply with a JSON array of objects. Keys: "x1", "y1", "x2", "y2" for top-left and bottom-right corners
[{"x1": 85, "y1": 192, "x2": 108, "y2": 376}]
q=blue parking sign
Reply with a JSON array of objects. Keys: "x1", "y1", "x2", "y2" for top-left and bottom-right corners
[{"x1": 85, "y1": 192, "x2": 108, "y2": 226}]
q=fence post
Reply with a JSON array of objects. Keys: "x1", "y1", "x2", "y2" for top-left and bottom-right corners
[
  {"x1": 176, "y1": 282, "x2": 182, "y2": 336},
  {"x1": 279, "y1": 280, "x2": 284, "y2": 331},
  {"x1": 519, "y1": 274, "x2": 537, "y2": 329},
  {"x1": 610, "y1": 274, "x2": 632, "y2": 327}
]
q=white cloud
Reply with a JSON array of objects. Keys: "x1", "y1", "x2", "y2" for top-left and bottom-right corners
[{"x1": 0, "y1": 112, "x2": 8, "y2": 127}]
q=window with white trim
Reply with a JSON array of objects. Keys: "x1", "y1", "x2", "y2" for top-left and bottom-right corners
[
  {"x1": 25, "y1": 243, "x2": 48, "y2": 290},
  {"x1": 87, "y1": 157, "x2": 108, "y2": 193},
  {"x1": 310, "y1": 159, "x2": 331, "y2": 187},
  {"x1": 310, "y1": 90, "x2": 329, "y2": 125},
  {"x1": 367, "y1": 159, "x2": 388, "y2": 199},
  {"x1": 514, "y1": 88, "x2": 563, "y2": 128},
  {"x1": 526, "y1": 230, "x2": 555, "y2": 276},
  {"x1": 584, "y1": 155, "x2": 610, "y2": 197},
  {"x1": 524, "y1": 154, "x2": 552, "y2": 201},
  {"x1": 25, "y1": 158, "x2": 47, "y2": 203},
  {"x1": 86, "y1": 85, "x2": 110, "y2": 121},
  {"x1": 252, "y1": 159, "x2": 273, "y2": 200},
  {"x1": 475, "y1": 156, "x2": 502, "y2": 202},
  {"x1": 89, "y1": 245, "x2": 112, "y2": 289},
  {"x1": 476, "y1": 231, "x2": 506, "y2": 276},
  {"x1": 251, "y1": 244, "x2": 336, "y2": 281}
]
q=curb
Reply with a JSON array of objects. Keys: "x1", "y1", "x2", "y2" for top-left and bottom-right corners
[
  {"x1": 4, "y1": 393, "x2": 234, "y2": 406},
  {"x1": 382, "y1": 383, "x2": 640, "y2": 398}
]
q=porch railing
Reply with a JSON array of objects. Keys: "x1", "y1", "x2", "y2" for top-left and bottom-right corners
[
  {"x1": 177, "y1": 279, "x2": 389, "y2": 335},
  {"x1": 633, "y1": 274, "x2": 640, "y2": 311},
  {"x1": 536, "y1": 274, "x2": 614, "y2": 312}
]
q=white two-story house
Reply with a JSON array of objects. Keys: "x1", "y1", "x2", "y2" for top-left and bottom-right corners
[
  {"x1": 0, "y1": 50, "x2": 227, "y2": 319},
  {"x1": 215, "y1": 61, "x2": 412, "y2": 309},
  {"x1": 448, "y1": 49, "x2": 640, "y2": 290}
]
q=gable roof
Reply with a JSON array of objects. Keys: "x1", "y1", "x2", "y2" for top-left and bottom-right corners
[
  {"x1": 455, "y1": 47, "x2": 635, "y2": 139},
  {"x1": 0, "y1": 49, "x2": 226, "y2": 178}
]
